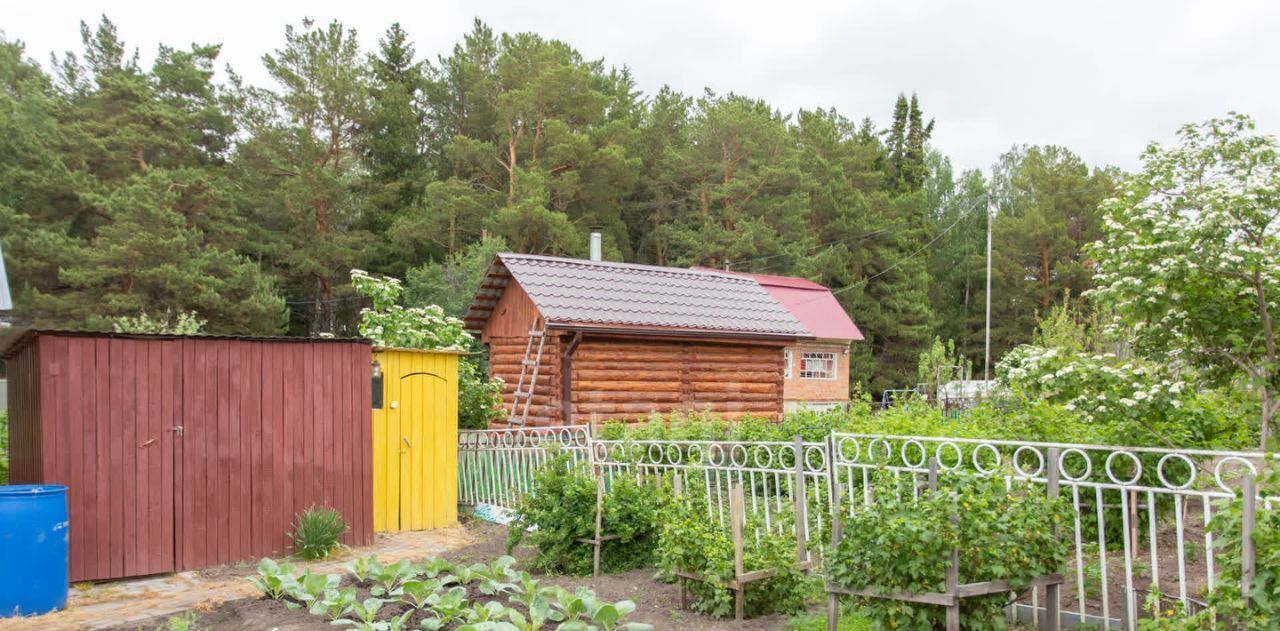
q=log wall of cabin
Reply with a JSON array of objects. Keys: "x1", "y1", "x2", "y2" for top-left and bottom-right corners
[
  {"x1": 569, "y1": 337, "x2": 785, "y2": 424},
  {"x1": 488, "y1": 336, "x2": 562, "y2": 427},
  {"x1": 481, "y1": 281, "x2": 564, "y2": 426}
]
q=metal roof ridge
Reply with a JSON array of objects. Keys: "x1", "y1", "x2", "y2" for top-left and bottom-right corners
[{"x1": 498, "y1": 252, "x2": 759, "y2": 283}]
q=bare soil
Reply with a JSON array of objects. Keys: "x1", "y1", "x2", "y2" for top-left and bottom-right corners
[
  {"x1": 1017, "y1": 500, "x2": 1213, "y2": 621},
  {"x1": 101, "y1": 519, "x2": 791, "y2": 630}
]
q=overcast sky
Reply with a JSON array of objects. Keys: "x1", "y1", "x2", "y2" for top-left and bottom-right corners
[{"x1": 7, "y1": 0, "x2": 1278, "y2": 172}]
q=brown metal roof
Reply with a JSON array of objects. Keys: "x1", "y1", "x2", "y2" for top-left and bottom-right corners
[{"x1": 464, "y1": 254, "x2": 811, "y2": 339}]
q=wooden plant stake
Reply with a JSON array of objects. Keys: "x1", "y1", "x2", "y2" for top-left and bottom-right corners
[
  {"x1": 827, "y1": 481, "x2": 844, "y2": 631},
  {"x1": 930, "y1": 458, "x2": 962, "y2": 631},
  {"x1": 1046, "y1": 447, "x2": 1061, "y2": 631},
  {"x1": 674, "y1": 481, "x2": 809, "y2": 622},
  {"x1": 1242, "y1": 473, "x2": 1257, "y2": 611},
  {"x1": 575, "y1": 474, "x2": 620, "y2": 577}
]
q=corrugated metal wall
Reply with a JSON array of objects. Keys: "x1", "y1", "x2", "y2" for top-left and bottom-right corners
[
  {"x1": 4, "y1": 333, "x2": 374, "y2": 582},
  {"x1": 6, "y1": 341, "x2": 40, "y2": 483}
]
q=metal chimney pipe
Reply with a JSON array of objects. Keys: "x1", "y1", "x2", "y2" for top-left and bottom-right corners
[{"x1": 589, "y1": 231, "x2": 602, "y2": 262}]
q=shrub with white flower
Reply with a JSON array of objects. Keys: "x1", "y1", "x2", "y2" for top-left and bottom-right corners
[
  {"x1": 1085, "y1": 113, "x2": 1279, "y2": 448},
  {"x1": 997, "y1": 344, "x2": 1193, "y2": 431},
  {"x1": 350, "y1": 269, "x2": 503, "y2": 429},
  {"x1": 351, "y1": 269, "x2": 472, "y2": 351}
]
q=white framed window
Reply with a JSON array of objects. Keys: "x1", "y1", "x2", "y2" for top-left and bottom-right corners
[
  {"x1": 784, "y1": 349, "x2": 793, "y2": 379},
  {"x1": 799, "y1": 351, "x2": 836, "y2": 380}
]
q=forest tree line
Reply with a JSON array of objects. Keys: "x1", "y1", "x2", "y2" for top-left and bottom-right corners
[{"x1": 0, "y1": 17, "x2": 1120, "y2": 393}]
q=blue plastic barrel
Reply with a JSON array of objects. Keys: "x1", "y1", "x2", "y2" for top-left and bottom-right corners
[{"x1": 0, "y1": 485, "x2": 69, "y2": 617}]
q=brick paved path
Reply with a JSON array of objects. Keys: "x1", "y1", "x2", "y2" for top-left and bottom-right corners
[{"x1": 0, "y1": 526, "x2": 481, "y2": 631}]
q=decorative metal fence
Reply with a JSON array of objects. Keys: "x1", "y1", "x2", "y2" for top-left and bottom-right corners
[
  {"x1": 592, "y1": 436, "x2": 831, "y2": 546},
  {"x1": 458, "y1": 427, "x2": 1276, "y2": 630},
  {"x1": 830, "y1": 433, "x2": 1278, "y2": 628},
  {"x1": 458, "y1": 426, "x2": 592, "y2": 511}
]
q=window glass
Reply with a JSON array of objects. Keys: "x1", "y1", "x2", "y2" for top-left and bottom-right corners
[{"x1": 799, "y1": 351, "x2": 836, "y2": 380}]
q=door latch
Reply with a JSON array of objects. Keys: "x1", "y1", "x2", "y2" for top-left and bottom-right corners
[{"x1": 168, "y1": 425, "x2": 184, "y2": 437}]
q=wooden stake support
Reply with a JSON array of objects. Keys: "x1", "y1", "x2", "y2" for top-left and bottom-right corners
[
  {"x1": 675, "y1": 479, "x2": 813, "y2": 621},
  {"x1": 825, "y1": 456, "x2": 1065, "y2": 631},
  {"x1": 575, "y1": 474, "x2": 621, "y2": 577},
  {"x1": 1242, "y1": 473, "x2": 1257, "y2": 611}
]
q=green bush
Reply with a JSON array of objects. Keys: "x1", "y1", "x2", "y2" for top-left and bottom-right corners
[
  {"x1": 1195, "y1": 467, "x2": 1280, "y2": 628},
  {"x1": 826, "y1": 472, "x2": 1071, "y2": 631},
  {"x1": 655, "y1": 489, "x2": 812, "y2": 618},
  {"x1": 458, "y1": 356, "x2": 503, "y2": 430},
  {"x1": 291, "y1": 505, "x2": 348, "y2": 560},
  {"x1": 507, "y1": 453, "x2": 663, "y2": 575}
]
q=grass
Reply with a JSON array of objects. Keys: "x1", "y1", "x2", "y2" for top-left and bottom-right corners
[
  {"x1": 135, "y1": 611, "x2": 200, "y2": 631},
  {"x1": 788, "y1": 609, "x2": 872, "y2": 631}
]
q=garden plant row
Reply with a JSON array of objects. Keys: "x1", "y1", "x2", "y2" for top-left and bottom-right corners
[{"x1": 251, "y1": 553, "x2": 652, "y2": 630}]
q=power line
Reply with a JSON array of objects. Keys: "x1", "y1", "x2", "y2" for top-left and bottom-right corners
[
  {"x1": 785, "y1": 196, "x2": 985, "y2": 308},
  {"x1": 861, "y1": 213, "x2": 967, "y2": 284},
  {"x1": 726, "y1": 219, "x2": 917, "y2": 268},
  {"x1": 284, "y1": 294, "x2": 365, "y2": 306}
]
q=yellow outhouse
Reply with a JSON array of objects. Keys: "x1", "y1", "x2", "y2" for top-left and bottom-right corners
[{"x1": 371, "y1": 347, "x2": 461, "y2": 531}]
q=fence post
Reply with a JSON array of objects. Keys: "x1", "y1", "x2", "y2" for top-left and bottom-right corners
[
  {"x1": 825, "y1": 433, "x2": 838, "y2": 523},
  {"x1": 731, "y1": 482, "x2": 746, "y2": 621},
  {"x1": 827, "y1": 481, "x2": 844, "y2": 631},
  {"x1": 933, "y1": 455, "x2": 959, "y2": 631},
  {"x1": 675, "y1": 472, "x2": 687, "y2": 610},
  {"x1": 794, "y1": 435, "x2": 808, "y2": 564},
  {"x1": 592, "y1": 475, "x2": 605, "y2": 578},
  {"x1": 1242, "y1": 473, "x2": 1257, "y2": 610},
  {"x1": 1046, "y1": 447, "x2": 1061, "y2": 631}
]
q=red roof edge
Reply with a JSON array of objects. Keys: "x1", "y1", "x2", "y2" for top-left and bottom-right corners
[{"x1": 693, "y1": 268, "x2": 864, "y2": 341}]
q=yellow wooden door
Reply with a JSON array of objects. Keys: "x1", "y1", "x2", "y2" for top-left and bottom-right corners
[{"x1": 372, "y1": 350, "x2": 459, "y2": 531}]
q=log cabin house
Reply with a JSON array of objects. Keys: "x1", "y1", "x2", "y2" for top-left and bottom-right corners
[{"x1": 464, "y1": 253, "x2": 814, "y2": 426}]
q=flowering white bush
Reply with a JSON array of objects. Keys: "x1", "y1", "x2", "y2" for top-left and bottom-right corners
[
  {"x1": 1085, "y1": 114, "x2": 1279, "y2": 447},
  {"x1": 350, "y1": 269, "x2": 503, "y2": 428},
  {"x1": 997, "y1": 344, "x2": 1192, "y2": 428},
  {"x1": 350, "y1": 269, "x2": 472, "y2": 351}
]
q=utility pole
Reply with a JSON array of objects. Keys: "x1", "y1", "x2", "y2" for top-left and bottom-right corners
[{"x1": 984, "y1": 187, "x2": 994, "y2": 382}]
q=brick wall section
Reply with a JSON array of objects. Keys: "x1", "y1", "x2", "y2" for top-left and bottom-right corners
[{"x1": 782, "y1": 341, "x2": 851, "y2": 404}]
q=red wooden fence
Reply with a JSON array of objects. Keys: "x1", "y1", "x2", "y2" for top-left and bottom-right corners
[{"x1": 3, "y1": 331, "x2": 373, "y2": 582}]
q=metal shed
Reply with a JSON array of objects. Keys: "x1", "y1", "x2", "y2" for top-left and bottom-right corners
[{"x1": 2, "y1": 330, "x2": 374, "y2": 582}]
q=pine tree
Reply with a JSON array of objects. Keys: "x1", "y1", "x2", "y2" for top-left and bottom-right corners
[
  {"x1": 363, "y1": 23, "x2": 433, "y2": 273},
  {"x1": 985, "y1": 145, "x2": 1117, "y2": 357},
  {"x1": 3, "y1": 20, "x2": 283, "y2": 333},
  {"x1": 232, "y1": 19, "x2": 375, "y2": 335},
  {"x1": 29, "y1": 171, "x2": 284, "y2": 333},
  {"x1": 661, "y1": 91, "x2": 812, "y2": 269}
]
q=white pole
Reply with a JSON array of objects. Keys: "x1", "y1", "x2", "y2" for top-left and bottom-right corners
[{"x1": 984, "y1": 188, "x2": 994, "y2": 382}]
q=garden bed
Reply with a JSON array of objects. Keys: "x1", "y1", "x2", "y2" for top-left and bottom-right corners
[{"x1": 100, "y1": 520, "x2": 792, "y2": 631}]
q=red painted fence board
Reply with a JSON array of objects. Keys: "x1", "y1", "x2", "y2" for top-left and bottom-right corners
[{"x1": 3, "y1": 332, "x2": 374, "y2": 582}]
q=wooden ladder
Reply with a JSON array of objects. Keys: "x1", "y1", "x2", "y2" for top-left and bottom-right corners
[{"x1": 508, "y1": 317, "x2": 547, "y2": 425}]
